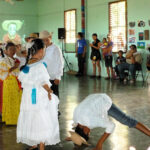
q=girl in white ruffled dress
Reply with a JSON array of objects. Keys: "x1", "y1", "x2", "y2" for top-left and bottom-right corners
[{"x1": 17, "y1": 39, "x2": 60, "y2": 150}]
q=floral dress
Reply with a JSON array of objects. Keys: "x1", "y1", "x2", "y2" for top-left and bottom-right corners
[{"x1": 0, "y1": 56, "x2": 22, "y2": 125}]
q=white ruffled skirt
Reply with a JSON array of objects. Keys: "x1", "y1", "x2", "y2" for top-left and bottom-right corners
[{"x1": 17, "y1": 93, "x2": 60, "y2": 146}]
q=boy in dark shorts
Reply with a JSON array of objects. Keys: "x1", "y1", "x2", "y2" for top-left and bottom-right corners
[{"x1": 115, "y1": 50, "x2": 126, "y2": 78}]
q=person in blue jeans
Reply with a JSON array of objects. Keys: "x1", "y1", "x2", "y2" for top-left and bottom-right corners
[
  {"x1": 115, "y1": 50, "x2": 126, "y2": 78},
  {"x1": 118, "y1": 45, "x2": 142, "y2": 83},
  {"x1": 75, "y1": 32, "x2": 87, "y2": 77},
  {"x1": 66, "y1": 94, "x2": 150, "y2": 150}
]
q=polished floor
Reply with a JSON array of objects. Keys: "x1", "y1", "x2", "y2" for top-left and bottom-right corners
[{"x1": 0, "y1": 75, "x2": 150, "y2": 150}]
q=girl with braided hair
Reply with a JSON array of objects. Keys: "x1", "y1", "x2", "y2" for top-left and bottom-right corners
[
  {"x1": 17, "y1": 39, "x2": 60, "y2": 150},
  {"x1": 0, "y1": 48, "x2": 5, "y2": 59}
]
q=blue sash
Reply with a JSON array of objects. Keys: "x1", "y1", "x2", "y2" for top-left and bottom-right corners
[{"x1": 31, "y1": 88, "x2": 36, "y2": 104}]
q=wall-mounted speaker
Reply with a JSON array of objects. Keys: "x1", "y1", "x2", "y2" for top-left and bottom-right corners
[{"x1": 58, "y1": 28, "x2": 66, "y2": 39}]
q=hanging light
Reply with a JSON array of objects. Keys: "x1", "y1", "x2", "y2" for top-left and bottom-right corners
[{"x1": 4, "y1": 0, "x2": 14, "y2": 4}]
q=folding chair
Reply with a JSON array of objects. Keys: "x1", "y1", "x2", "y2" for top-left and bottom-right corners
[
  {"x1": 135, "y1": 64, "x2": 144, "y2": 82},
  {"x1": 145, "y1": 70, "x2": 150, "y2": 82},
  {"x1": 124, "y1": 64, "x2": 144, "y2": 82}
]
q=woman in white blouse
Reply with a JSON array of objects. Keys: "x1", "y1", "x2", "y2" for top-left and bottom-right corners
[{"x1": 66, "y1": 94, "x2": 150, "y2": 150}]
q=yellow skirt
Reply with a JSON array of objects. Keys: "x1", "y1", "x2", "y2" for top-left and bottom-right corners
[{"x1": 2, "y1": 75, "x2": 22, "y2": 125}]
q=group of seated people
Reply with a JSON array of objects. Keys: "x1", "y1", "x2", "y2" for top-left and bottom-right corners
[
  {"x1": 115, "y1": 44, "x2": 143, "y2": 83},
  {"x1": 75, "y1": 32, "x2": 149, "y2": 83}
]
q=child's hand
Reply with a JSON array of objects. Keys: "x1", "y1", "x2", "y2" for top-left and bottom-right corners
[
  {"x1": 48, "y1": 91, "x2": 52, "y2": 100},
  {"x1": 75, "y1": 53, "x2": 78, "y2": 57},
  {"x1": 9, "y1": 67, "x2": 14, "y2": 72},
  {"x1": 48, "y1": 89, "x2": 53, "y2": 100},
  {"x1": 14, "y1": 62, "x2": 20, "y2": 68},
  {"x1": 54, "y1": 79, "x2": 60, "y2": 85},
  {"x1": 65, "y1": 137, "x2": 72, "y2": 141},
  {"x1": 90, "y1": 44, "x2": 93, "y2": 47},
  {"x1": 9, "y1": 62, "x2": 20, "y2": 72}
]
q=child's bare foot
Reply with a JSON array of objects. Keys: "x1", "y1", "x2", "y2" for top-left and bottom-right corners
[{"x1": 65, "y1": 137, "x2": 72, "y2": 141}]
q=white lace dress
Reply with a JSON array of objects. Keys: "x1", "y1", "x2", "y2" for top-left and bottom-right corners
[{"x1": 17, "y1": 62, "x2": 60, "y2": 146}]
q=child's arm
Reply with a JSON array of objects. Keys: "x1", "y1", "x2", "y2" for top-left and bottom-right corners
[
  {"x1": 75, "y1": 43, "x2": 78, "y2": 57},
  {"x1": 116, "y1": 58, "x2": 119, "y2": 65},
  {"x1": 82, "y1": 46, "x2": 86, "y2": 58},
  {"x1": 9, "y1": 60, "x2": 20, "y2": 72},
  {"x1": 42, "y1": 84, "x2": 53, "y2": 100},
  {"x1": 92, "y1": 42, "x2": 102, "y2": 50},
  {"x1": 93, "y1": 133, "x2": 110, "y2": 150},
  {"x1": 102, "y1": 48, "x2": 108, "y2": 54}
]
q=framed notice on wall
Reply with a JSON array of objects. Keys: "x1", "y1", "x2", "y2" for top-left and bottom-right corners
[
  {"x1": 129, "y1": 29, "x2": 135, "y2": 36},
  {"x1": 139, "y1": 32, "x2": 144, "y2": 41},
  {"x1": 129, "y1": 37, "x2": 136, "y2": 43},
  {"x1": 137, "y1": 42, "x2": 145, "y2": 49},
  {"x1": 144, "y1": 30, "x2": 150, "y2": 40}
]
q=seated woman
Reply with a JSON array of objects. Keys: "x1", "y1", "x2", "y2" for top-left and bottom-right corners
[
  {"x1": 66, "y1": 94, "x2": 150, "y2": 150},
  {"x1": 118, "y1": 45, "x2": 142, "y2": 83}
]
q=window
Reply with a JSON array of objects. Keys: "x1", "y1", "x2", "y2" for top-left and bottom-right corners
[
  {"x1": 64, "y1": 9, "x2": 76, "y2": 44},
  {"x1": 109, "y1": 0, "x2": 127, "y2": 52}
]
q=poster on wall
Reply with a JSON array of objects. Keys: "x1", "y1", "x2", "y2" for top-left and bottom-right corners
[
  {"x1": 129, "y1": 22, "x2": 135, "y2": 28},
  {"x1": 138, "y1": 20, "x2": 145, "y2": 27},
  {"x1": 139, "y1": 32, "x2": 144, "y2": 40},
  {"x1": 129, "y1": 29, "x2": 135, "y2": 35},
  {"x1": 148, "y1": 20, "x2": 150, "y2": 26},
  {"x1": 129, "y1": 37, "x2": 136, "y2": 43},
  {"x1": 144, "y1": 30, "x2": 150, "y2": 40},
  {"x1": 137, "y1": 42, "x2": 145, "y2": 49},
  {"x1": 2, "y1": 20, "x2": 24, "y2": 43}
]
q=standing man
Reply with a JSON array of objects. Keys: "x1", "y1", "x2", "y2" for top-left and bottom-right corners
[
  {"x1": 39, "y1": 30, "x2": 64, "y2": 97},
  {"x1": 76, "y1": 32, "x2": 87, "y2": 77}
]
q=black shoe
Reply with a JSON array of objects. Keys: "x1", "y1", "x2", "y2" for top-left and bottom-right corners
[
  {"x1": 97, "y1": 75, "x2": 101, "y2": 79},
  {"x1": 105, "y1": 77, "x2": 110, "y2": 80},
  {"x1": 76, "y1": 73, "x2": 84, "y2": 77},
  {"x1": 75, "y1": 73, "x2": 81, "y2": 77},
  {"x1": 58, "y1": 111, "x2": 61, "y2": 116},
  {"x1": 90, "y1": 75, "x2": 96, "y2": 78},
  {"x1": 120, "y1": 78, "x2": 124, "y2": 82}
]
